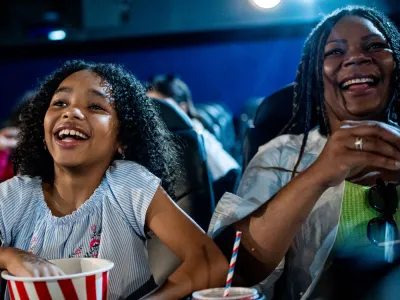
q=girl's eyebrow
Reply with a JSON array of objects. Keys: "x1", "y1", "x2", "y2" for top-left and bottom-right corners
[
  {"x1": 54, "y1": 87, "x2": 72, "y2": 95},
  {"x1": 90, "y1": 89, "x2": 107, "y2": 98},
  {"x1": 54, "y1": 87, "x2": 108, "y2": 98}
]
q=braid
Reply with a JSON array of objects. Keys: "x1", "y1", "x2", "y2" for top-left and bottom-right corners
[
  {"x1": 316, "y1": 29, "x2": 331, "y2": 136},
  {"x1": 291, "y1": 42, "x2": 315, "y2": 178},
  {"x1": 278, "y1": 59, "x2": 306, "y2": 136},
  {"x1": 290, "y1": 23, "x2": 327, "y2": 177}
]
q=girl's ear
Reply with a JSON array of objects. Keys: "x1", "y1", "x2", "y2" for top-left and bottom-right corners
[
  {"x1": 117, "y1": 145, "x2": 124, "y2": 155},
  {"x1": 117, "y1": 144, "x2": 127, "y2": 159}
]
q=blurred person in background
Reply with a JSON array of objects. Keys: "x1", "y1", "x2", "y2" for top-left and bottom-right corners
[
  {"x1": 0, "y1": 90, "x2": 35, "y2": 182},
  {"x1": 147, "y1": 74, "x2": 240, "y2": 198}
]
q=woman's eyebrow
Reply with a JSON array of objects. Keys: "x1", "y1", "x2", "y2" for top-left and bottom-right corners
[
  {"x1": 361, "y1": 33, "x2": 385, "y2": 41},
  {"x1": 326, "y1": 39, "x2": 347, "y2": 45}
]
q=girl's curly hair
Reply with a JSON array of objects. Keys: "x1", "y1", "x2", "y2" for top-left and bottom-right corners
[{"x1": 13, "y1": 60, "x2": 183, "y2": 196}]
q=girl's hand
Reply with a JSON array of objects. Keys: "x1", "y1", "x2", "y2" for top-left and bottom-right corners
[{"x1": 3, "y1": 248, "x2": 65, "y2": 277}]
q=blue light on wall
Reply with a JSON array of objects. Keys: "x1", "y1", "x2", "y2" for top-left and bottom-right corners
[{"x1": 48, "y1": 30, "x2": 66, "y2": 41}]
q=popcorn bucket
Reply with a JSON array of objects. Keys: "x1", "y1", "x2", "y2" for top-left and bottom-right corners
[
  {"x1": 1, "y1": 258, "x2": 114, "y2": 300},
  {"x1": 192, "y1": 287, "x2": 266, "y2": 300}
]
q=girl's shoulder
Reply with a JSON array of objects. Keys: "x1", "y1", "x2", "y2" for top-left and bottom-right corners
[
  {"x1": 0, "y1": 175, "x2": 41, "y2": 202},
  {"x1": 0, "y1": 176, "x2": 42, "y2": 244},
  {"x1": 103, "y1": 160, "x2": 161, "y2": 237},
  {"x1": 0, "y1": 176, "x2": 42, "y2": 214},
  {"x1": 105, "y1": 160, "x2": 160, "y2": 186}
]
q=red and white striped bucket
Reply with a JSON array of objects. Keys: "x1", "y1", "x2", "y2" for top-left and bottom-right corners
[{"x1": 1, "y1": 258, "x2": 114, "y2": 300}]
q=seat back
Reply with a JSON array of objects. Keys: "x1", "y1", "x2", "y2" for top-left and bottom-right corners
[
  {"x1": 242, "y1": 82, "x2": 320, "y2": 171},
  {"x1": 207, "y1": 103, "x2": 236, "y2": 155},
  {"x1": 147, "y1": 99, "x2": 215, "y2": 285},
  {"x1": 242, "y1": 83, "x2": 295, "y2": 170},
  {"x1": 196, "y1": 103, "x2": 236, "y2": 155},
  {"x1": 153, "y1": 99, "x2": 215, "y2": 230}
]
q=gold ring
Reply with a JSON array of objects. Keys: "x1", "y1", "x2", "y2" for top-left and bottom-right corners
[{"x1": 355, "y1": 137, "x2": 363, "y2": 151}]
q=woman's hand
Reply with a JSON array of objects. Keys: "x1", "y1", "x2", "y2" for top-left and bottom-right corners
[
  {"x1": 2, "y1": 247, "x2": 65, "y2": 277},
  {"x1": 310, "y1": 120, "x2": 400, "y2": 188}
]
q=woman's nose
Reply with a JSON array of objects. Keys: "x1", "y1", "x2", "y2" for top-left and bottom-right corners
[{"x1": 343, "y1": 47, "x2": 372, "y2": 68}]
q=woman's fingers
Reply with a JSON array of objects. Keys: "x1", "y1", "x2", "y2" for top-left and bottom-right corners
[
  {"x1": 347, "y1": 151, "x2": 400, "y2": 171},
  {"x1": 344, "y1": 136, "x2": 400, "y2": 161},
  {"x1": 341, "y1": 121, "x2": 400, "y2": 149}
]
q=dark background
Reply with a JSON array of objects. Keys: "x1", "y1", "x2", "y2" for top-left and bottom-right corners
[{"x1": 1, "y1": 0, "x2": 399, "y2": 120}]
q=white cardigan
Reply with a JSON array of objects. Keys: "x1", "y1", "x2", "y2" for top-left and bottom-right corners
[{"x1": 208, "y1": 128, "x2": 345, "y2": 299}]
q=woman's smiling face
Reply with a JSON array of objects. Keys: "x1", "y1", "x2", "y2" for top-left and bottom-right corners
[{"x1": 323, "y1": 15, "x2": 395, "y2": 122}]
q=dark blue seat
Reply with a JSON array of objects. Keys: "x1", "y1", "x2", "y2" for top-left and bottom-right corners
[
  {"x1": 242, "y1": 83, "x2": 295, "y2": 171},
  {"x1": 152, "y1": 99, "x2": 215, "y2": 230}
]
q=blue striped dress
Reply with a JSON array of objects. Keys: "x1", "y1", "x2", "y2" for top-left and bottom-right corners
[{"x1": 0, "y1": 160, "x2": 161, "y2": 300}]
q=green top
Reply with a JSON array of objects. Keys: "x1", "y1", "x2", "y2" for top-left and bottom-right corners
[{"x1": 334, "y1": 181, "x2": 400, "y2": 252}]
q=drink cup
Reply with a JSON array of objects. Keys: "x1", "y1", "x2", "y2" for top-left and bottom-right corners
[
  {"x1": 192, "y1": 287, "x2": 266, "y2": 300},
  {"x1": 1, "y1": 257, "x2": 114, "y2": 300}
]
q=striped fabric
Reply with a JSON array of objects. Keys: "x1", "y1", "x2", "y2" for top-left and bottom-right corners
[{"x1": 0, "y1": 160, "x2": 161, "y2": 300}]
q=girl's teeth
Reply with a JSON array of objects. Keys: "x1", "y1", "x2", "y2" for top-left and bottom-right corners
[{"x1": 57, "y1": 128, "x2": 88, "y2": 140}]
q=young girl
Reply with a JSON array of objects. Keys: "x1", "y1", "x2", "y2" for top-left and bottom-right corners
[{"x1": 0, "y1": 60, "x2": 228, "y2": 299}]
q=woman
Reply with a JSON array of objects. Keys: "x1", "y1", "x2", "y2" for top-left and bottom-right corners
[
  {"x1": 210, "y1": 6, "x2": 400, "y2": 299},
  {"x1": 0, "y1": 60, "x2": 228, "y2": 300}
]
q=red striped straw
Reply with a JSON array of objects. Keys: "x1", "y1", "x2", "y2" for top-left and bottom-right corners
[{"x1": 223, "y1": 231, "x2": 242, "y2": 297}]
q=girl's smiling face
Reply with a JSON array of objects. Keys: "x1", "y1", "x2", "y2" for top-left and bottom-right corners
[{"x1": 44, "y1": 70, "x2": 121, "y2": 169}]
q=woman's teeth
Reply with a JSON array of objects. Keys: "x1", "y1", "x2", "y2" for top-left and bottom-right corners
[{"x1": 341, "y1": 77, "x2": 375, "y2": 89}]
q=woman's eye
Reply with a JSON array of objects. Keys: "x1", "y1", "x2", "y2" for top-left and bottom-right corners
[
  {"x1": 324, "y1": 49, "x2": 344, "y2": 58},
  {"x1": 367, "y1": 42, "x2": 386, "y2": 51}
]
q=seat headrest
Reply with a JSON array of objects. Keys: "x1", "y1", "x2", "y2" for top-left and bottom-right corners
[
  {"x1": 254, "y1": 82, "x2": 295, "y2": 127},
  {"x1": 152, "y1": 98, "x2": 193, "y2": 131}
]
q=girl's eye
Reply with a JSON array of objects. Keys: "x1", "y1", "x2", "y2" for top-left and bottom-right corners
[
  {"x1": 89, "y1": 105, "x2": 105, "y2": 111},
  {"x1": 53, "y1": 100, "x2": 67, "y2": 107},
  {"x1": 324, "y1": 49, "x2": 345, "y2": 58}
]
